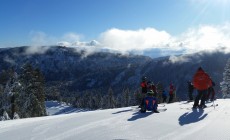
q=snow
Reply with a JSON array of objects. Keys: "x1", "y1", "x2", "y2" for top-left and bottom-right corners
[
  {"x1": 0, "y1": 99, "x2": 230, "y2": 140},
  {"x1": 46, "y1": 101, "x2": 90, "y2": 115}
]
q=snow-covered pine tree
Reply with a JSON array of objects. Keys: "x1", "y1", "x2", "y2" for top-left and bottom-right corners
[
  {"x1": 13, "y1": 112, "x2": 20, "y2": 120},
  {"x1": 1, "y1": 111, "x2": 10, "y2": 121},
  {"x1": 17, "y1": 63, "x2": 46, "y2": 118},
  {"x1": 220, "y1": 58, "x2": 230, "y2": 98},
  {"x1": 0, "y1": 68, "x2": 20, "y2": 119}
]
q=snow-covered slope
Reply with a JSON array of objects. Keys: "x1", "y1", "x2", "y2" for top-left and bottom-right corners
[
  {"x1": 0, "y1": 99, "x2": 230, "y2": 140},
  {"x1": 46, "y1": 101, "x2": 90, "y2": 115}
]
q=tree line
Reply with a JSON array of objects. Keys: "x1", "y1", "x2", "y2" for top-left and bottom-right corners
[
  {"x1": 0, "y1": 64, "x2": 180, "y2": 121},
  {"x1": 0, "y1": 64, "x2": 46, "y2": 120}
]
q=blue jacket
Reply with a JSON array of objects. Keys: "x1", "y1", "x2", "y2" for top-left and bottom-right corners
[
  {"x1": 144, "y1": 96, "x2": 157, "y2": 111},
  {"x1": 162, "y1": 91, "x2": 168, "y2": 97}
]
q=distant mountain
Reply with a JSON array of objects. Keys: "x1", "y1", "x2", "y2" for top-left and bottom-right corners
[{"x1": 0, "y1": 46, "x2": 229, "y2": 100}]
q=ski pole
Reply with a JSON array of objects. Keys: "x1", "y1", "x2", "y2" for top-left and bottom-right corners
[{"x1": 213, "y1": 100, "x2": 215, "y2": 109}]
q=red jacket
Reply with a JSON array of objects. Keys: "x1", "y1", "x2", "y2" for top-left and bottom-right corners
[
  {"x1": 169, "y1": 84, "x2": 175, "y2": 95},
  {"x1": 140, "y1": 81, "x2": 148, "y2": 93},
  {"x1": 192, "y1": 69, "x2": 212, "y2": 90}
]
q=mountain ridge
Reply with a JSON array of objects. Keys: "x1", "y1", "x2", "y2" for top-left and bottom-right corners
[{"x1": 0, "y1": 46, "x2": 229, "y2": 100}]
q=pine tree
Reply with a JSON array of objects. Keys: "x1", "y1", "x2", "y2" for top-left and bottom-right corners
[
  {"x1": 1, "y1": 111, "x2": 10, "y2": 121},
  {"x1": 221, "y1": 58, "x2": 230, "y2": 98},
  {"x1": 17, "y1": 63, "x2": 46, "y2": 118},
  {"x1": 108, "y1": 87, "x2": 115, "y2": 109},
  {"x1": 0, "y1": 68, "x2": 20, "y2": 119},
  {"x1": 121, "y1": 88, "x2": 130, "y2": 107},
  {"x1": 156, "y1": 82, "x2": 164, "y2": 103}
]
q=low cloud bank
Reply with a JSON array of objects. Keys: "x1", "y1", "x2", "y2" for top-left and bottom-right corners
[{"x1": 25, "y1": 23, "x2": 230, "y2": 59}]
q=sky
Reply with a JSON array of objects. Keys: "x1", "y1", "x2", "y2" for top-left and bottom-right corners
[
  {"x1": 1, "y1": 0, "x2": 230, "y2": 57},
  {"x1": 1, "y1": 99, "x2": 230, "y2": 140}
]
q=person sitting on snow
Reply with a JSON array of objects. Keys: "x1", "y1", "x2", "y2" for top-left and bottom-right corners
[{"x1": 140, "y1": 90, "x2": 159, "y2": 113}]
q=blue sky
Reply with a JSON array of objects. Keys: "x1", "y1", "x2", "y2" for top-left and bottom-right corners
[{"x1": 1, "y1": 0, "x2": 230, "y2": 57}]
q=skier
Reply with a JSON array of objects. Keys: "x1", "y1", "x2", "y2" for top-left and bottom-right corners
[
  {"x1": 139, "y1": 76, "x2": 148, "y2": 107},
  {"x1": 187, "y1": 81, "x2": 194, "y2": 102},
  {"x1": 168, "y1": 83, "x2": 175, "y2": 103},
  {"x1": 140, "y1": 90, "x2": 159, "y2": 113},
  {"x1": 192, "y1": 67, "x2": 212, "y2": 109},
  {"x1": 141, "y1": 76, "x2": 148, "y2": 94},
  {"x1": 206, "y1": 80, "x2": 216, "y2": 101},
  {"x1": 148, "y1": 82, "x2": 157, "y2": 97},
  {"x1": 162, "y1": 90, "x2": 168, "y2": 103}
]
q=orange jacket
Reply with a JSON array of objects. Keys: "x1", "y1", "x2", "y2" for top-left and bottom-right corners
[{"x1": 192, "y1": 69, "x2": 212, "y2": 90}]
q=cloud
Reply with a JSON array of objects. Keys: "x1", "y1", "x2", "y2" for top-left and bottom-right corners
[
  {"x1": 29, "y1": 31, "x2": 57, "y2": 46},
  {"x1": 98, "y1": 28, "x2": 171, "y2": 52},
  {"x1": 97, "y1": 24, "x2": 230, "y2": 58},
  {"x1": 26, "y1": 23, "x2": 230, "y2": 58},
  {"x1": 27, "y1": 31, "x2": 84, "y2": 54},
  {"x1": 177, "y1": 24, "x2": 230, "y2": 53},
  {"x1": 61, "y1": 33, "x2": 82, "y2": 43}
]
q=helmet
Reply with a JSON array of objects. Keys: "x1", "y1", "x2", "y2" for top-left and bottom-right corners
[
  {"x1": 142, "y1": 76, "x2": 147, "y2": 81},
  {"x1": 147, "y1": 90, "x2": 154, "y2": 96}
]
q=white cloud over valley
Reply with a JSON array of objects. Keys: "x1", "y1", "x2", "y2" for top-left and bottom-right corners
[
  {"x1": 98, "y1": 23, "x2": 230, "y2": 57},
  {"x1": 27, "y1": 23, "x2": 230, "y2": 58}
]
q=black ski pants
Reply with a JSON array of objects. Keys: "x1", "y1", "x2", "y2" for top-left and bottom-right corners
[{"x1": 194, "y1": 89, "x2": 207, "y2": 107}]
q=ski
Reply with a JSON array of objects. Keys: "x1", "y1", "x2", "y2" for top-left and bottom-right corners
[
  {"x1": 157, "y1": 108, "x2": 167, "y2": 112},
  {"x1": 131, "y1": 104, "x2": 165, "y2": 109},
  {"x1": 180, "y1": 104, "x2": 218, "y2": 110},
  {"x1": 139, "y1": 108, "x2": 167, "y2": 113},
  {"x1": 206, "y1": 104, "x2": 218, "y2": 108},
  {"x1": 158, "y1": 104, "x2": 166, "y2": 107},
  {"x1": 132, "y1": 107, "x2": 167, "y2": 112}
]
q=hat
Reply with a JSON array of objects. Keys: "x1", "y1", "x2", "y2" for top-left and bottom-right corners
[{"x1": 198, "y1": 67, "x2": 203, "y2": 71}]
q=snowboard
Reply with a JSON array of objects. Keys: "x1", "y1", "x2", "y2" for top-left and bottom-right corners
[{"x1": 131, "y1": 106, "x2": 167, "y2": 113}]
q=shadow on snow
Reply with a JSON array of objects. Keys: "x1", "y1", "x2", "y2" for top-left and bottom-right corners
[
  {"x1": 112, "y1": 109, "x2": 133, "y2": 114},
  {"x1": 178, "y1": 109, "x2": 208, "y2": 126},
  {"x1": 127, "y1": 111, "x2": 153, "y2": 121}
]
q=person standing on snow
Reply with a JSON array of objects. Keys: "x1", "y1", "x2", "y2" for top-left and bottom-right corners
[
  {"x1": 168, "y1": 83, "x2": 175, "y2": 103},
  {"x1": 187, "y1": 81, "x2": 194, "y2": 102},
  {"x1": 162, "y1": 90, "x2": 168, "y2": 103},
  {"x1": 140, "y1": 76, "x2": 148, "y2": 107},
  {"x1": 192, "y1": 67, "x2": 212, "y2": 108}
]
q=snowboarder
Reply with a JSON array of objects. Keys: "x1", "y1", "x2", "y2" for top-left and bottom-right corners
[
  {"x1": 192, "y1": 67, "x2": 212, "y2": 109},
  {"x1": 168, "y1": 83, "x2": 175, "y2": 103},
  {"x1": 187, "y1": 81, "x2": 194, "y2": 101},
  {"x1": 140, "y1": 90, "x2": 159, "y2": 113}
]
